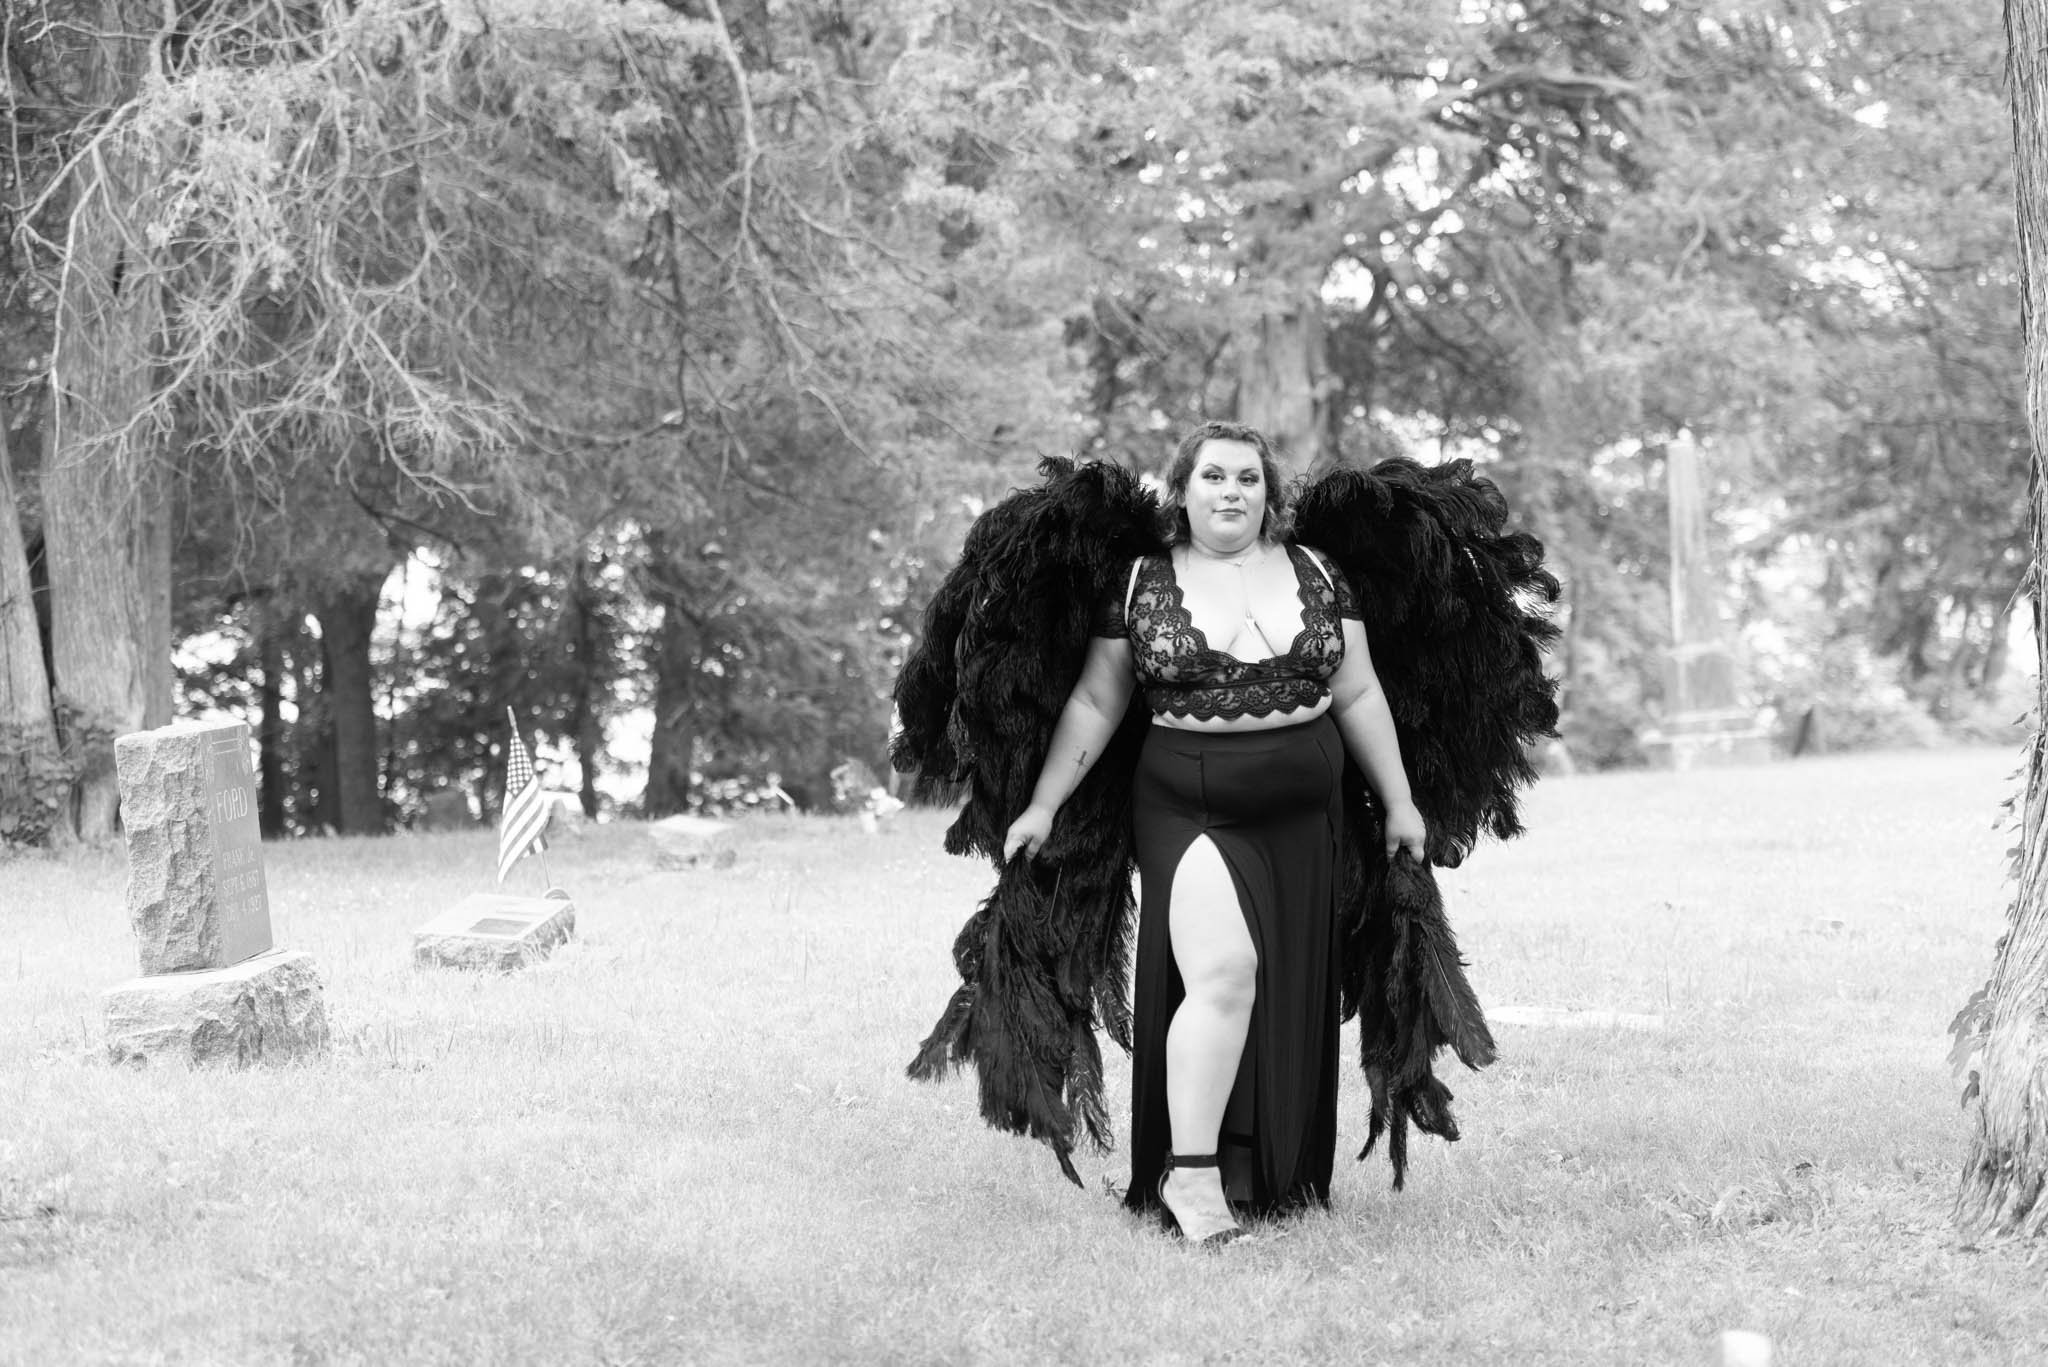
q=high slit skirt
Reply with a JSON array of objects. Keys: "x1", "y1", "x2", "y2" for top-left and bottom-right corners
[{"x1": 1122, "y1": 712, "x2": 1345, "y2": 1218}]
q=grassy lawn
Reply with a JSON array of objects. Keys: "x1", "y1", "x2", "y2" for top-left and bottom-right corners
[{"x1": 1, "y1": 745, "x2": 2042, "y2": 1365}]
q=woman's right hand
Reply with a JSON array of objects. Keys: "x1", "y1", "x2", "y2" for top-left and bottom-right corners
[{"x1": 1002, "y1": 803, "x2": 1056, "y2": 862}]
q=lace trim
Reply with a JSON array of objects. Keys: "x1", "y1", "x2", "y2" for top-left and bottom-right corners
[
  {"x1": 1125, "y1": 545, "x2": 1350, "y2": 722},
  {"x1": 1148, "y1": 675, "x2": 1332, "y2": 722}
]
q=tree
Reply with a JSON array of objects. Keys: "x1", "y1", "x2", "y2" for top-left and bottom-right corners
[
  {"x1": 970, "y1": 0, "x2": 1653, "y2": 474},
  {"x1": 19, "y1": 1, "x2": 178, "y2": 839},
  {"x1": 1952, "y1": 0, "x2": 2048, "y2": 1239},
  {"x1": 14, "y1": 0, "x2": 805, "y2": 835},
  {"x1": 0, "y1": 398, "x2": 64, "y2": 845}
]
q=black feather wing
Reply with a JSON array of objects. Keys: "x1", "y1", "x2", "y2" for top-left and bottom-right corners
[
  {"x1": 1293, "y1": 457, "x2": 1561, "y2": 867},
  {"x1": 1294, "y1": 456, "x2": 1559, "y2": 1188},
  {"x1": 892, "y1": 457, "x2": 1164, "y2": 1181}
]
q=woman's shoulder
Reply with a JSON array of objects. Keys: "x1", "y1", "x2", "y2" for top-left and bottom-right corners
[
  {"x1": 1284, "y1": 541, "x2": 1335, "y2": 576},
  {"x1": 1286, "y1": 542, "x2": 1360, "y2": 614}
]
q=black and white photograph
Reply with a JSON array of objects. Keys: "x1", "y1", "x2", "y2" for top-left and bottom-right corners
[{"x1": 3, "y1": 1, "x2": 2045, "y2": 1362}]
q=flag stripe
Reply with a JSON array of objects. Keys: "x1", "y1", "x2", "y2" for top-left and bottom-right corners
[
  {"x1": 497, "y1": 800, "x2": 548, "y2": 880},
  {"x1": 497, "y1": 724, "x2": 551, "y2": 883}
]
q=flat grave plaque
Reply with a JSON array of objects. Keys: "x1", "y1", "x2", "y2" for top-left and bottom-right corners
[
  {"x1": 414, "y1": 893, "x2": 575, "y2": 972},
  {"x1": 465, "y1": 918, "x2": 535, "y2": 937}
]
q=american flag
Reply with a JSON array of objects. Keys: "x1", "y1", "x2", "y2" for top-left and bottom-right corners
[{"x1": 497, "y1": 710, "x2": 549, "y2": 884}]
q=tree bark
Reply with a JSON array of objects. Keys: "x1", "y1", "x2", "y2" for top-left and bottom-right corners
[
  {"x1": 314, "y1": 572, "x2": 390, "y2": 836},
  {"x1": 1955, "y1": 0, "x2": 2048, "y2": 1239},
  {"x1": 1979, "y1": 594, "x2": 2016, "y2": 699},
  {"x1": 292, "y1": 637, "x2": 340, "y2": 836},
  {"x1": 645, "y1": 596, "x2": 700, "y2": 818},
  {"x1": 1233, "y1": 296, "x2": 1335, "y2": 477},
  {"x1": 568, "y1": 558, "x2": 604, "y2": 818},
  {"x1": 0, "y1": 406, "x2": 65, "y2": 846},
  {"x1": 42, "y1": 1, "x2": 174, "y2": 840},
  {"x1": 255, "y1": 596, "x2": 289, "y2": 839}
]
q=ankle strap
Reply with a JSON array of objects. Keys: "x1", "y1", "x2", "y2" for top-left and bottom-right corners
[{"x1": 1165, "y1": 1152, "x2": 1219, "y2": 1170}]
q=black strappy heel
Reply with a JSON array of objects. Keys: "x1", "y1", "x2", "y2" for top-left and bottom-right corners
[{"x1": 1157, "y1": 1152, "x2": 1243, "y2": 1247}]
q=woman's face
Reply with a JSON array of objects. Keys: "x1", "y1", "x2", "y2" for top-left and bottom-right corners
[{"x1": 1181, "y1": 439, "x2": 1266, "y2": 549}]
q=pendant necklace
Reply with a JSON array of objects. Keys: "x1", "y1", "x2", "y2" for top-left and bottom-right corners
[{"x1": 1191, "y1": 543, "x2": 1273, "y2": 649}]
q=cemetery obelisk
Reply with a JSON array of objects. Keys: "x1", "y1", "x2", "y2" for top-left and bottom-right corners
[
  {"x1": 102, "y1": 720, "x2": 330, "y2": 1065},
  {"x1": 1642, "y1": 432, "x2": 1774, "y2": 768}
]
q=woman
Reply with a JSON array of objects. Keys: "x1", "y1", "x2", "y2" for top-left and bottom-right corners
[{"x1": 1001, "y1": 420, "x2": 1427, "y2": 1245}]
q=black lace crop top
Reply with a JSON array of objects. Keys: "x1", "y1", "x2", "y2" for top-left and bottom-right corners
[{"x1": 1093, "y1": 544, "x2": 1363, "y2": 722}]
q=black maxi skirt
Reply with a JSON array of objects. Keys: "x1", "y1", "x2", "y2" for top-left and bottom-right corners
[{"x1": 1122, "y1": 712, "x2": 1345, "y2": 1219}]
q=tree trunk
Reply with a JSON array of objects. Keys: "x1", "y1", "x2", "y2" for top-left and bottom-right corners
[
  {"x1": 1955, "y1": 0, "x2": 2048, "y2": 1238},
  {"x1": 1233, "y1": 297, "x2": 1334, "y2": 477},
  {"x1": 255, "y1": 596, "x2": 288, "y2": 839},
  {"x1": 0, "y1": 407, "x2": 65, "y2": 846},
  {"x1": 568, "y1": 561, "x2": 605, "y2": 818},
  {"x1": 42, "y1": 2, "x2": 174, "y2": 840},
  {"x1": 1979, "y1": 593, "x2": 2016, "y2": 699},
  {"x1": 645, "y1": 597, "x2": 700, "y2": 818},
  {"x1": 314, "y1": 572, "x2": 390, "y2": 836},
  {"x1": 290, "y1": 628, "x2": 338, "y2": 833},
  {"x1": 574, "y1": 710, "x2": 603, "y2": 817}
]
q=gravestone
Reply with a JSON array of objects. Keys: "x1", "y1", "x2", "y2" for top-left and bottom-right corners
[
  {"x1": 417, "y1": 788, "x2": 472, "y2": 832},
  {"x1": 104, "y1": 950, "x2": 329, "y2": 1068},
  {"x1": 414, "y1": 892, "x2": 576, "y2": 972},
  {"x1": 1641, "y1": 432, "x2": 1775, "y2": 769},
  {"x1": 542, "y1": 790, "x2": 589, "y2": 838},
  {"x1": 1488, "y1": 1005, "x2": 1665, "y2": 1032},
  {"x1": 102, "y1": 720, "x2": 329, "y2": 1067},
  {"x1": 647, "y1": 813, "x2": 737, "y2": 869},
  {"x1": 118, "y1": 721, "x2": 274, "y2": 973}
]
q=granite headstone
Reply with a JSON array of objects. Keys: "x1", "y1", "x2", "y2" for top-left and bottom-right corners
[
  {"x1": 103, "y1": 720, "x2": 327, "y2": 1067},
  {"x1": 117, "y1": 721, "x2": 273, "y2": 974}
]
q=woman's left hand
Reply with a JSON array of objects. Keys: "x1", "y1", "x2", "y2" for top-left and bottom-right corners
[{"x1": 1383, "y1": 799, "x2": 1427, "y2": 864}]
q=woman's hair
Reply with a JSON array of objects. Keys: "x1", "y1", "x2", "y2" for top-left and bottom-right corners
[{"x1": 1158, "y1": 420, "x2": 1292, "y2": 545}]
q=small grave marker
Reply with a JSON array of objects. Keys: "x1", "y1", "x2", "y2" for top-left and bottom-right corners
[
  {"x1": 465, "y1": 917, "x2": 536, "y2": 937},
  {"x1": 414, "y1": 892, "x2": 575, "y2": 972},
  {"x1": 1488, "y1": 1005, "x2": 1666, "y2": 1031},
  {"x1": 647, "y1": 813, "x2": 736, "y2": 869}
]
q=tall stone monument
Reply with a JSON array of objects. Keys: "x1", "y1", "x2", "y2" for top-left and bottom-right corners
[
  {"x1": 102, "y1": 720, "x2": 330, "y2": 1066},
  {"x1": 1642, "y1": 432, "x2": 1775, "y2": 768}
]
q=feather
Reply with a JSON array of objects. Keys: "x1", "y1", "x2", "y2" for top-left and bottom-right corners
[
  {"x1": 1390, "y1": 857, "x2": 1497, "y2": 1070},
  {"x1": 1308, "y1": 456, "x2": 1555, "y2": 1187},
  {"x1": 893, "y1": 458, "x2": 1163, "y2": 1182},
  {"x1": 1295, "y1": 458, "x2": 1560, "y2": 867},
  {"x1": 907, "y1": 982, "x2": 976, "y2": 1081}
]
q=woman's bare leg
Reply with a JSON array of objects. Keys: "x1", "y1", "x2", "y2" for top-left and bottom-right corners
[{"x1": 1160, "y1": 834, "x2": 1256, "y2": 1239}]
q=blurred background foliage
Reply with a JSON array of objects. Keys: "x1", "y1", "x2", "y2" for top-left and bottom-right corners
[{"x1": 0, "y1": 0, "x2": 2029, "y2": 838}]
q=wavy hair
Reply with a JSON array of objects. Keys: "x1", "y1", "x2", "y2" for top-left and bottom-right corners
[{"x1": 1157, "y1": 420, "x2": 1293, "y2": 545}]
